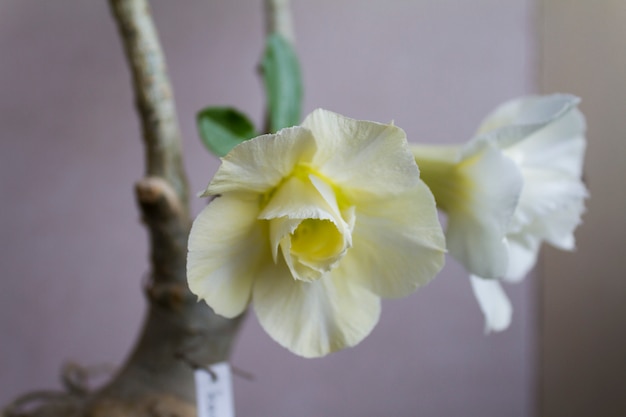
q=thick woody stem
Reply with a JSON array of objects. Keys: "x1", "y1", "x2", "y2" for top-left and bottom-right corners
[
  {"x1": 105, "y1": 0, "x2": 245, "y2": 379},
  {"x1": 109, "y1": 0, "x2": 191, "y2": 286},
  {"x1": 78, "y1": 1, "x2": 246, "y2": 413},
  {"x1": 3, "y1": 2, "x2": 270, "y2": 416},
  {"x1": 109, "y1": 0, "x2": 189, "y2": 210}
]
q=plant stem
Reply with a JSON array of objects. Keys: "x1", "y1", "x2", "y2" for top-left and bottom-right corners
[
  {"x1": 109, "y1": 0, "x2": 190, "y2": 211},
  {"x1": 4, "y1": 1, "x2": 293, "y2": 415},
  {"x1": 265, "y1": 0, "x2": 295, "y2": 42},
  {"x1": 78, "y1": 1, "x2": 246, "y2": 415}
]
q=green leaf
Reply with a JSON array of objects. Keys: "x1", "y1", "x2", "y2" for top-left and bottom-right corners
[
  {"x1": 261, "y1": 33, "x2": 303, "y2": 132},
  {"x1": 196, "y1": 107, "x2": 257, "y2": 157}
]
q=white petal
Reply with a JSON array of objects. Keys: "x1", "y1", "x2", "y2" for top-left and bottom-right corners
[
  {"x1": 309, "y1": 174, "x2": 345, "y2": 227},
  {"x1": 187, "y1": 193, "x2": 268, "y2": 317},
  {"x1": 467, "y1": 95, "x2": 582, "y2": 159},
  {"x1": 503, "y1": 233, "x2": 541, "y2": 282},
  {"x1": 205, "y1": 126, "x2": 317, "y2": 195},
  {"x1": 476, "y1": 94, "x2": 581, "y2": 137},
  {"x1": 268, "y1": 216, "x2": 300, "y2": 263},
  {"x1": 509, "y1": 169, "x2": 588, "y2": 234},
  {"x1": 302, "y1": 109, "x2": 420, "y2": 200},
  {"x1": 258, "y1": 175, "x2": 343, "y2": 227},
  {"x1": 503, "y1": 192, "x2": 586, "y2": 285},
  {"x1": 335, "y1": 180, "x2": 446, "y2": 298},
  {"x1": 445, "y1": 144, "x2": 523, "y2": 278},
  {"x1": 538, "y1": 196, "x2": 586, "y2": 250},
  {"x1": 505, "y1": 108, "x2": 586, "y2": 178},
  {"x1": 253, "y1": 259, "x2": 381, "y2": 358},
  {"x1": 470, "y1": 276, "x2": 512, "y2": 333}
]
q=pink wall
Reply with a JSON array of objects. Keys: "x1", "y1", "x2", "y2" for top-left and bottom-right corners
[{"x1": 0, "y1": 1, "x2": 536, "y2": 416}]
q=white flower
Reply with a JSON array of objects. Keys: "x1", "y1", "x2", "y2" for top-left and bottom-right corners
[
  {"x1": 188, "y1": 109, "x2": 446, "y2": 357},
  {"x1": 413, "y1": 94, "x2": 587, "y2": 332}
]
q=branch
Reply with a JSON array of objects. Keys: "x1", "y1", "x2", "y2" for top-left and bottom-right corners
[
  {"x1": 3, "y1": 3, "x2": 249, "y2": 416},
  {"x1": 135, "y1": 177, "x2": 188, "y2": 284},
  {"x1": 264, "y1": 0, "x2": 295, "y2": 41},
  {"x1": 109, "y1": 0, "x2": 189, "y2": 209}
]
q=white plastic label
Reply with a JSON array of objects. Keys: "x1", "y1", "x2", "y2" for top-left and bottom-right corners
[{"x1": 194, "y1": 362, "x2": 235, "y2": 417}]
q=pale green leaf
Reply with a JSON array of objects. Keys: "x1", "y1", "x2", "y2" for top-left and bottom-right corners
[{"x1": 261, "y1": 33, "x2": 303, "y2": 132}]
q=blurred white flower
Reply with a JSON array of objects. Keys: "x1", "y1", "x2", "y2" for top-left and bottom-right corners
[
  {"x1": 188, "y1": 109, "x2": 446, "y2": 357},
  {"x1": 413, "y1": 94, "x2": 587, "y2": 332}
]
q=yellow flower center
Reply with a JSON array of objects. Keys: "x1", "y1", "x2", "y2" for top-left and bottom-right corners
[{"x1": 290, "y1": 219, "x2": 345, "y2": 264}]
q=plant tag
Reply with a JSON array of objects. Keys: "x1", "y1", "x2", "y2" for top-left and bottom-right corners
[{"x1": 194, "y1": 362, "x2": 235, "y2": 417}]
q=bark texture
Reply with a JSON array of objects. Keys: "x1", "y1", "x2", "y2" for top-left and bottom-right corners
[
  {"x1": 109, "y1": 0, "x2": 190, "y2": 209},
  {"x1": 3, "y1": 1, "x2": 246, "y2": 416}
]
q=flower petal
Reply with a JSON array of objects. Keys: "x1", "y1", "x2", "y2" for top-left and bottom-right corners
[
  {"x1": 476, "y1": 94, "x2": 581, "y2": 139},
  {"x1": 503, "y1": 233, "x2": 541, "y2": 282},
  {"x1": 465, "y1": 95, "x2": 582, "y2": 162},
  {"x1": 505, "y1": 108, "x2": 586, "y2": 178},
  {"x1": 536, "y1": 196, "x2": 586, "y2": 250},
  {"x1": 259, "y1": 175, "x2": 343, "y2": 226},
  {"x1": 278, "y1": 218, "x2": 346, "y2": 282},
  {"x1": 445, "y1": 144, "x2": 523, "y2": 278},
  {"x1": 302, "y1": 109, "x2": 420, "y2": 200},
  {"x1": 335, "y1": 180, "x2": 446, "y2": 298},
  {"x1": 187, "y1": 193, "x2": 268, "y2": 318},
  {"x1": 259, "y1": 175, "x2": 350, "y2": 262},
  {"x1": 470, "y1": 275, "x2": 512, "y2": 333},
  {"x1": 503, "y1": 192, "x2": 586, "y2": 284},
  {"x1": 205, "y1": 126, "x2": 317, "y2": 195},
  {"x1": 509, "y1": 168, "x2": 588, "y2": 234},
  {"x1": 253, "y1": 259, "x2": 381, "y2": 358}
]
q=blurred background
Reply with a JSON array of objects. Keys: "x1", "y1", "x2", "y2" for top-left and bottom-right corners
[{"x1": 0, "y1": 1, "x2": 624, "y2": 416}]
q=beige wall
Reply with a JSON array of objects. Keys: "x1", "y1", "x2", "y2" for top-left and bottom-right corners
[
  {"x1": 540, "y1": 1, "x2": 626, "y2": 416},
  {"x1": 1, "y1": 1, "x2": 538, "y2": 416}
]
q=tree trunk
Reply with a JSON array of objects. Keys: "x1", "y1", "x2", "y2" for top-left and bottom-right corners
[
  {"x1": 2, "y1": 1, "x2": 294, "y2": 415},
  {"x1": 3, "y1": 1, "x2": 245, "y2": 416}
]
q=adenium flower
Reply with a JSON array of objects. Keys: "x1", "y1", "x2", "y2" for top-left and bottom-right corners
[
  {"x1": 412, "y1": 94, "x2": 587, "y2": 332},
  {"x1": 187, "y1": 109, "x2": 446, "y2": 357}
]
